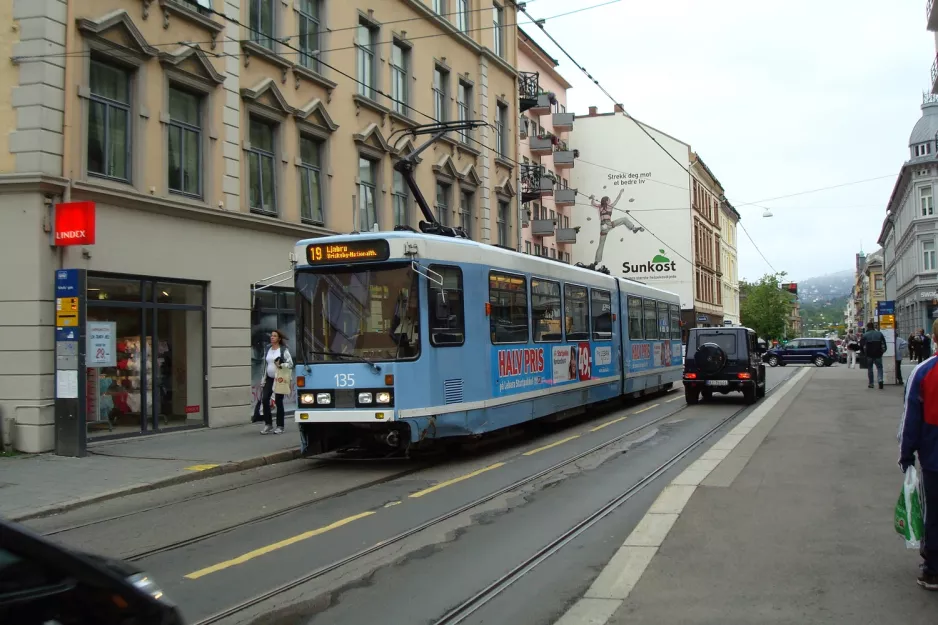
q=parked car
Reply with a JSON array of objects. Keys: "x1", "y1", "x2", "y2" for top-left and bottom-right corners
[
  {"x1": 683, "y1": 326, "x2": 767, "y2": 405},
  {"x1": 763, "y1": 337, "x2": 838, "y2": 367},
  {"x1": 0, "y1": 517, "x2": 184, "y2": 625}
]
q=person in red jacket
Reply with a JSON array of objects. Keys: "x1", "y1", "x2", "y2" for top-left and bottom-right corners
[{"x1": 899, "y1": 318, "x2": 938, "y2": 590}]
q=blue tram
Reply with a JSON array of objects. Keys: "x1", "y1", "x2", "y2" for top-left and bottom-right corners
[{"x1": 291, "y1": 232, "x2": 683, "y2": 455}]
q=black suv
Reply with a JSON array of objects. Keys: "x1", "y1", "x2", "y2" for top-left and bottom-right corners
[{"x1": 683, "y1": 326, "x2": 767, "y2": 405}]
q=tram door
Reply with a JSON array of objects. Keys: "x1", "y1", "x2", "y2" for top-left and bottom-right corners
[{"x1": 425, "y1": 265, "x2": 468, "y2": 427}]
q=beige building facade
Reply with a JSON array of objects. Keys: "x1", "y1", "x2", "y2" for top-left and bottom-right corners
[
  {"x1": 1, "y1": 0, "x2": 520, "y2": 451},
  {"x1": 719, "y1": 200, "x2": 740, "y2": 325},
  {"x1": 689, "y1": 153, "x2": 725, "y2": 327}
]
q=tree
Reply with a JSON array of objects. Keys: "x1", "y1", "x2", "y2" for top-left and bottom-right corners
[{"x1": 740, "y1": 272, "x2": 792, "y2": 341}]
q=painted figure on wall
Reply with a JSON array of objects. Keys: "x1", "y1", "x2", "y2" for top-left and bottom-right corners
[{"x1": 590, "y1": 189, "x2": 644, "y2": 265}]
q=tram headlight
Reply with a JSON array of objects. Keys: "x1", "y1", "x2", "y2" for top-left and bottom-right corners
[
  {"x1": 357, "y1": 392, "x2": 373, "y2": 404},
  {"x1": 299, "y1": 393, "x2": 316, "y2": 405},
  {"x1": 375, "y1": 392, "x2": 391, "y2": 404},
  {"x1": 316, "y1": 393, "x2": 332, "y2": 405}
]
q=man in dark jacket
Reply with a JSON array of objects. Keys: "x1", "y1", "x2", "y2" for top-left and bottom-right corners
[
  {"x1": 860, "y1": 321, "x2": 888, "y2": 390},
  {"x1": 899, "y1": 318, "x2": 938, "y2": 590}
]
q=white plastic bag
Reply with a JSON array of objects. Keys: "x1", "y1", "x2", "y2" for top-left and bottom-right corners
[{"x1": 895, "y1": 466, "x2": 925, "y2": 550}]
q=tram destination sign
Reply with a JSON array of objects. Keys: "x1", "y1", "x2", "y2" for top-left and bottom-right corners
[{"x1": 306, "y1": 239, "x2": 391, "y2": 265}]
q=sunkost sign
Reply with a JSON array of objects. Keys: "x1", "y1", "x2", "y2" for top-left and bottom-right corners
[{"x1": 53, "y1": 201, "x2": 96, "y2": 247}]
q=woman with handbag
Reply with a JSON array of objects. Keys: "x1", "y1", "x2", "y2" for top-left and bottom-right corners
[{"x1": 260, "y1": 329, "x2": 293, "y2": 435}]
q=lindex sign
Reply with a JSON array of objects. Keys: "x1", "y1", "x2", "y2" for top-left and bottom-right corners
[{"x1": 53, "y1": 201, "x2": 96, "y2": 247}]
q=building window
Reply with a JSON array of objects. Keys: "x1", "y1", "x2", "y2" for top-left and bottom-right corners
[
  {"x1": 88, "y1": 60, "x2": 131, "y2": 182},
  {"x1": 493, "y1": 3, "x2": 504, "y2": 57},
  {"x1": 433, "y1": 66, "x2": 448, "y2": 121},
  {"x1": 925, "y1": 240, "x2": 937, "y2": 271},
  {"x1": 390, "y1": 41, "x2": 409, "y2": 115},
  {"x1": 549, "y1": 248, "x2": 556, "y2": 259},
  {"x1": 496, "y1": 102, "x2": 508, "y2": 156},
  {"x1": 297, "y1": 0, "x2": 320, "y2": 71},
  {"x1": 875, "y1": 275, "x2": 884, "y2": 291},
  {"x1": 525, "y1": 241, "x2": 532, "y2": 254},
  {"x1": 534, "y1": 243, "x2": 541, "y2": 256},
  {"x1": 531, "y1": 279, "x2": 562, "y2": 343},
  {"x1": 436, "y1": 181, "x2": 451, "y2": 226},
  {"x1": 393, "y1": 170, "x2": 409, "y2": 228},
  {"x1": 248, "y1": 118, "x2": 276, "y2": 215},
  {"x1": 459, "y1": 189, "x2": 473, "y2": 234},
  {"x1": 249, "y1": 0, "x2": 275, "y2": 49},
  {"x1": 564, "y1": 284, "x2": 590, "y2": 341},
  {"x1": 489, "y1": 271, "x2": 528, "y2": 344},
  {"x1": 357, "y1": 21, "x2": 377, "y2": 100},
  {"x1": 358, "y1": 156, "x2": 377, "y2": 231},
  {"x1": 457, "y1": 81, "x2": 472, "y2": 144},
  {"x1": 167, "y1": 87, "x2": 201, "y2": 197},
  {"x1": 428, "y1": 265, "x2": 465, "y2": 346},
  {"x1": 921, "y1": 186, "x2": 934, "y2": 216},
  {"x1": 433, "y1": 0, "x2": 445, "y2": 13},
  {"x1": 456, "y1": 0, "x2": 469, "y2": 32},
  {"x1": 497, "y1": 200, "x2": 509, "y2": 246},
  {"x1": 298, "y1": 136, "x2": 323, "y2": 224}
]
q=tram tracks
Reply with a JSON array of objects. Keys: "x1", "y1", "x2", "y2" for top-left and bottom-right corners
[
  {"x1": 191, "y1": 399, "x2": 694, "y2": 625},
  {"x1": 190, "y1": 375, "x2": 792, "y2": 625}
]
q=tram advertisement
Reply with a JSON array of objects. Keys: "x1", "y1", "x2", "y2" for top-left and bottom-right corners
[
  {"x1": 493, "y1": 343, "x2": 618, "y2": 397},
  {"x1": 628, "y1": 340, "x2": 682, "y2": 373}
]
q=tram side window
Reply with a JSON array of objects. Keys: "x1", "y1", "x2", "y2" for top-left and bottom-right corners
[
  {"x1": 627, "y1": 296, "x2": 643, "y2": 340},
  {"x1": 643, "y1": 299, "x2": 658, "y2": 340},
  {"x1": 590, "y1": 289, "x2": 613, "y2": 341},
  {"x1": 489, "y1": 272, "x2": 529, "y2": 344},
  {"x1": 564, "y1": 284, "x2": 590, "y2": 341},
  {"x1": 428, "y1": 265, "x2": 465, "y2": 346},
  {"x1": 532, "y1": 279, "x2": 562, "y2": 342},
  {"x1": 669, "y1": 304, "x2": 681, "y2": 340},
  {"x1": 657, "y1": 301, "x2": 670, "y2": 340}
]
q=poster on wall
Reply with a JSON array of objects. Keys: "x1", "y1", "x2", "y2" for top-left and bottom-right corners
[{"x1": 569, "y1": 117, "x2": 695, "y2": 310}]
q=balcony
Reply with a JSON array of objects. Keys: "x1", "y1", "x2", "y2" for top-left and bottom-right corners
[
  {"x1": 556, "y1": 227, "x2": 579, "y2": 244},
  {"x1": 520, "y1": 163, "x2": 555, "y2": 203},
  {"x1": 930, "y1": 0, "x2": 938, "y2": 31},
  {"x1": 531, "y1": 219, "x2": 557, "y2": 238},
  {"x1": 553, "y1": 148, "x2": 578, "y2": 170},
  {"x1": 553, "y1": 112, "x2": 574, "y2": 132},
  {"x1": 529, "y1": 93, "x2": 556, "y2": 116},
  {"x1": 554, "y1": 187, "x2": 576, "y2": 207},
  {"x1": 529, "y1": 134, "x2": 555, "y2": 156},
  {"x1": 519, "y1": 71, "x2": 539, "y2": 113}
]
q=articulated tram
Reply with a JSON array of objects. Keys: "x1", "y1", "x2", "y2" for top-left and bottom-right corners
[{"x1": 290, "y1": 231, "x2": 683, "y2": 456}]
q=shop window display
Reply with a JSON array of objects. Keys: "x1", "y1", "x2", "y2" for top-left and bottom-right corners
[{"x1": 251, "y1": 288, "x2": 297, "y2": 413}]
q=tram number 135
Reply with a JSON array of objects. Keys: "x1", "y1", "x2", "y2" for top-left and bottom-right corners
[{"x1": 334, "y1": 373, "x2": 355, "y2": 387}]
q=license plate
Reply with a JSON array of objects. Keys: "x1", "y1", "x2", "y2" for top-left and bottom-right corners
[{"x1": 706, "y1": 380, "x2": 729, "y2": 386}]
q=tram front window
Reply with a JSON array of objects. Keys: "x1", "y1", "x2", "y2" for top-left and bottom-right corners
[{"x1": 296, "y1": 264, "x2": 420, "y2": 362}]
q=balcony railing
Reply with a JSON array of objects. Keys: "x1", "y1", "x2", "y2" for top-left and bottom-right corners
[
  {"x1": 520, "y1": 163, "x2": 555, "y2": 203},
  {"x1": 531, "y1": 219, "x2": 557, "y2": 237},
  {"x1": 529, "y1": 135, "x2": 554, "y2": 156},
  {"x1": 556, "y1": 227, "x2": 578, "y2": 244},
  {"x1": 553, "y1": 148, "x2": 578, "y2": 170},
  {"x1": 554, "y1": 187, "x2": 576, "y2": 207},
  {"x1": 529, "y1": 93, "x2": 555, "y2": 116},
  {"x1": 552, "y1": 112, "x2": 574, "y2": 132}
]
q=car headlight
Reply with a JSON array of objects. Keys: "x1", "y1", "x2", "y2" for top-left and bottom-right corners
[
  {"x1": 300, "y1": 393, "x2": 315, "y2": 405},
  {"x1": 358, "y1": 392, "x2": 373, "y2": 404},
  {"x1": 316, "y1": 393, "x2": 331, "y2": 405},
  {"x1": 128, "y1": 572, "x2": 166, "y2": 602},
  {"x1": 375, "y1": 392, "x2": 391, "y2": 404}
]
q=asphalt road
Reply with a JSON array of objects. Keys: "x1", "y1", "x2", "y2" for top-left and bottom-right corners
[{"x1": 28, "y1": 366, "x2": 798, "y2": 625}]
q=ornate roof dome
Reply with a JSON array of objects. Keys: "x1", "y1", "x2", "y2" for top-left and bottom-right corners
[{"x1": 909, "y1": 99, "x2": 938, "y2": 146}]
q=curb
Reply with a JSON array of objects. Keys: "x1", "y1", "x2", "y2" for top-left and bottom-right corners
[{"x1": 9, "y1": 448, "x2": 302, "y2": 523}]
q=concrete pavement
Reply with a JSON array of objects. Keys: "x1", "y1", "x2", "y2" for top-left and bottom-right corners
[
  {"x1": 0, "y1": 422, "x2": 299, "y2": 521},
  {"x1": 557, "y1": 363, "x2": 937, "y2": 625}
]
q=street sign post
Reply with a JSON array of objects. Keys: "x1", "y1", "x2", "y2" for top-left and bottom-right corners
[{"x1": 54, "y1": 269, "x2": 87, "y2": 457}]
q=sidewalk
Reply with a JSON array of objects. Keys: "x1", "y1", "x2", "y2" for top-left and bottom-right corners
[
  {"x1": 0, "y1": 422, "x2": 300, "y2": 522},
  {"x1": 561, "y1": 364, "x2": 938, "y2": 625}
]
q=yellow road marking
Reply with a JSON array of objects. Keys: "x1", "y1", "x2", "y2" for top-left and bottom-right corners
[
  {"x1": 523, "y1": 435, "x2": 581, "y2": 456},
  {"x1": 384, "y1": 501, "x2": 401, "y2": 508},
  {"x1": 184, "y1": 511, "x2": 376, "y2": 579},
  {"x1": 409, "y1": 462, "x2": 505, "y2": 498},
  {"x1": 633, "y1": 403, "x2": 660, "y2": 414},
  {"x1": 590, "y1": 416, "x2": 629, "y2": 432},
  {"x1": 184, "y1": 464, "x2": 219, "y2": 472},
  {"x1": 665, "y1": 396, "x2": 682, "y2": 403}
]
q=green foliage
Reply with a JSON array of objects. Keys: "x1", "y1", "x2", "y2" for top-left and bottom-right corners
[
  {"x1": 740, "y1": 273, "x2": 792, "y2": 340},
  {"x1": 799, "y1": 295, "x2": 849, "y2": 334}
]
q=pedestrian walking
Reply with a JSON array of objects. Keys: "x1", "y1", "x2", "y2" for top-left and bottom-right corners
[
  {"x1": 897, "y1": 335, "x2": 908, "y2": 386},
  {"x1": 844, "y1": 328, "x2": 860, "y2": 369},
  {"x1": 259, "y1": 329, "x2": 293, "y2": 435},
  {"x1": 860, "y1": 321, "x2": 887, "y2": 390},
  {"x1": 898, "y1": 318, "x2": 938, "y2": 590}
]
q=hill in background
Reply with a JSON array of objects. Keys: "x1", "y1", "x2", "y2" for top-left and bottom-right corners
[{"x1": 796, "y1": 269, "x2": 853, "y2": 333}]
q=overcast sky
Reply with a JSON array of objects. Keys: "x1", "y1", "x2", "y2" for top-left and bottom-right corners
[{"x1": 521, "y1": 0, "x2": 931, "y2": 282}]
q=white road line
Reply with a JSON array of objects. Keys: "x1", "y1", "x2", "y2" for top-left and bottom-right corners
[{"x1": 551, "y1": 367, "x2": 811, "y2": 624}]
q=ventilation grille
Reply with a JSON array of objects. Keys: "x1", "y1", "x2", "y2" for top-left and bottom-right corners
[
  {"x1": 334, "y1": 390, "x2": 356, "y2": 408},
  {"x1": 443, "y1": 379, "x2": 464, "y2": 404}
]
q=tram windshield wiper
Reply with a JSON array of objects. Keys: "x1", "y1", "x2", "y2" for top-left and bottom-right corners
[{"x1": 307, "y1": 350, "x2": 382, "y2": 373}]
